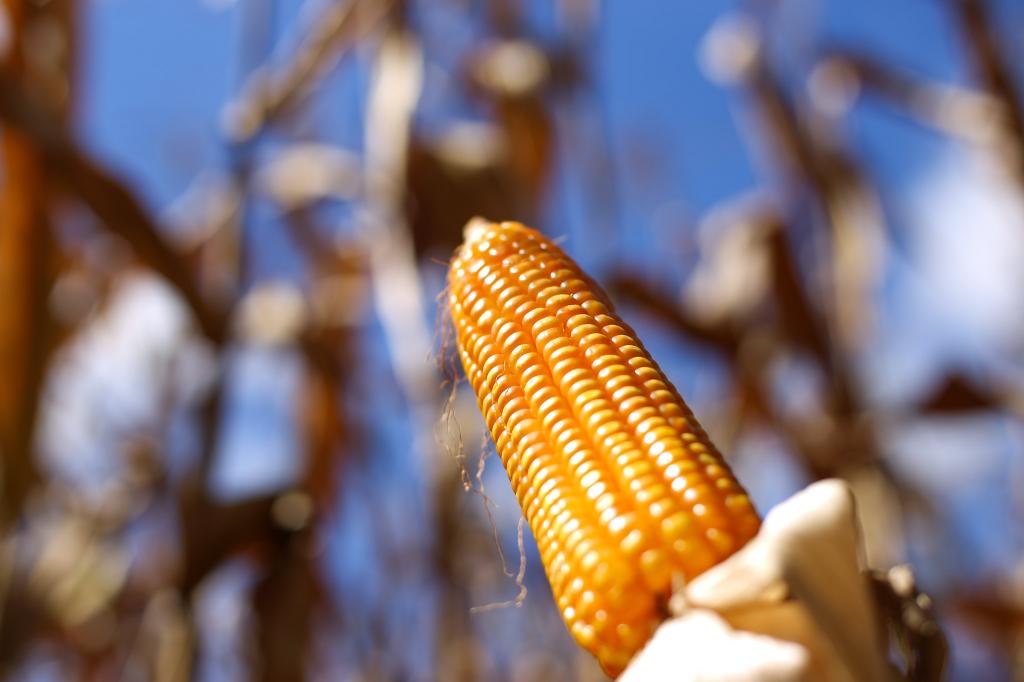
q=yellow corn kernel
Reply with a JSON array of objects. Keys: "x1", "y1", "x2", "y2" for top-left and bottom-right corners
[{"x1": 448, "y1": 220, "x2": 760, "y2": 675}]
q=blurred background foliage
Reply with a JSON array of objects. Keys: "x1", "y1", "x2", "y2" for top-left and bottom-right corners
[{"x1": 0, "y1": 0, "x2": 1022, "y2": 680}]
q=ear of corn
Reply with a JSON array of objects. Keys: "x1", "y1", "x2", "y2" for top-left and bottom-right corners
[{"x1": 448, "y1": 220, "x2": 760, "y2": 675}]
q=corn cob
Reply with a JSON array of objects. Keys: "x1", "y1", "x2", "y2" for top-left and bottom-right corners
[{"x1": 448, "y1": 220, "x2": 760, "y2": 675}]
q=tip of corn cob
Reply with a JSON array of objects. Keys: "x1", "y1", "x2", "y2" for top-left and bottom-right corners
[
  {"x1": 448, "y1": 219, "x2": 761, "y2": 676},
  {"x1": 463, "y1": 216, "x2": 493, "y2": 243},
  {"x1": 462, "y1": 216, "x2": 536, "y2": 245}
]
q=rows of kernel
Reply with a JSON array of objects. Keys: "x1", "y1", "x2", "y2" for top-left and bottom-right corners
[
  {"x1": 455, "y1": 270, "x2": 649, "y2": 571},
  {"x1": 505, "y1": 237, "x2": 759, "y2": 564},
  {"x1": 471, "y1": 254, "x2": 682, "y2": 589},
  {"x1": 509, "y1": 245, "x2": 709, "y2": 445},
  {"x1": 602, "y1": 311, "x2": 755, "y2": 545},
  {"x1": 504, "y1": 243, "x2": 735, "y2": 559},
  {"x1": 455, "y1": 307, "x2": 656, "y2": 662},
  {"x1": 460, "y1": 258, "x2": 675, "y2": 577},
  {"x1": 454, "y1": 296, "x2": 630, "y2": 602},
  {"x1": 454, "y1": 227, "x2": 658, "y2": 667},
  {"x1": 462, "y1": 268, "x2": 638, "y2": 532},
  {"x1": 517, "y1": 242, "x2": 756, "y2": 516},
  {"x1": 452, "y1": 284, "x2": 584, "y2": 570},
  {"x1": 512, "y1": 246, "x2": 709, "y2": 443},
  {"x1": 501, "y1": 248, "x2": 723, "y2": 576},
  {"x1": 451, "y1": 276, "x2": 661, "y2": 672},
  {"x1": 452, "y1": 296, "x2": 569, "y2": 566},
  {"x1": 454, "y1": 311, "x2": 654, "y2": 673},
  {"x1": 451, "y1": 270, "x2": 653, "y2": 617},
  {"x1": 449, "y1": 277, "x2": 654, "y2": 667},
  {"x1": 459, "y1": 339, "x2": 613, "y2": 656},
  {"x1": 597, "y1": 317, "x2": 759, "y2": 548},
  {"x1": 454, "y1": 308, "x2": 599, "y2": 625},
  {"x1": 565, "y1": 292, "x2": 739, "y2": 562}
]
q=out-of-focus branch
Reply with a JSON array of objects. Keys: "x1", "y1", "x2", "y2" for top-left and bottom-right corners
[
  {"x1": 0, "y1": 70, "x2": 226, "y2": 343},
  {"x1": 813, "y1": 50, "x2": 1003, "y2": 147},
  {"x1": 766, "y1": 219, "x2": 858, "y2": 419},
  {"x1": 0, "y1": 0, "x2": 72, "y2": 523},
  {"x1": 953, "y1": 0, "x2": 1024, "y2": 187},
  {"x1": 0, "y1": 72, "x2": 230, "y2": 678},
  {"x1": 273, "y1": 210, "x2": 360, "y2": 507},
  {"x1": 0, "y1": 101, "x2": 46, "y2": 522},
  {"x1": 756, "y1": 70, "x2": 882, "y2": 360},
  {"x1": 550, "y1": 7, "x2": 624, "y2": 269},
  {"x1": 223, "y1": 0, "x2": 393, "y2": 143},
  {"x1": 361, "y1": 18, "x2": 435, "y2": 437},
  {"x1": 252, "y1": 529, "x2": 321, "y2": 682},
  {"x1": 704, "y1": 18, "x2": 878, "y2": 413},
  {"x1": 178, "y1": 486, "x2": 284, "y2": 594},
  {"x1": 298, "y1": 353, "x2": 345, "y2": 505}
]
